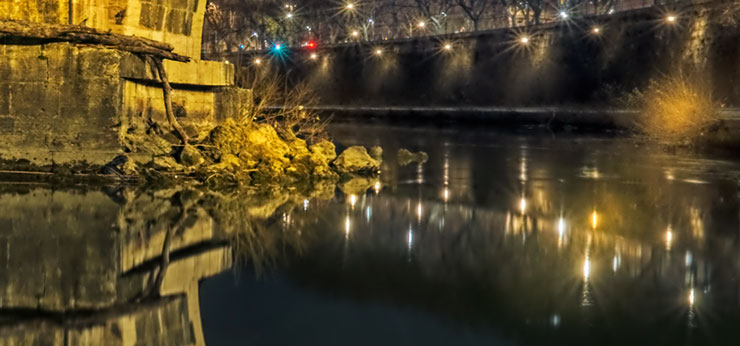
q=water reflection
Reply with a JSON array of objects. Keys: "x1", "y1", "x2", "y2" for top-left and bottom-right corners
[
  {"x1": 2, "y1": 125, "x2": 740, "y2": 345},
  {"x1": 271, "y1": 123, "x2": 740, "y2": 345},
  {"x1": 0, "y1": 182, "x2": 336, "y2": 345}
]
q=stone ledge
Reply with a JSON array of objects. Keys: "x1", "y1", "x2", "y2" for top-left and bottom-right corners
[{"x1": 119, "y1": 54, "x2": 234, "y2": 87}]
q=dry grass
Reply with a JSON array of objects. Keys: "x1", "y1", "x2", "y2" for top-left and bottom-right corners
[
  {"x1": 635, "y1": 73, "x2": 719, "y2": 144},
  {"x1": 719, "y1": 2, "x2": 740, "y2": 26},
  {"x1": 236, "y1": 67, "x2": 331, "y2": 145}
]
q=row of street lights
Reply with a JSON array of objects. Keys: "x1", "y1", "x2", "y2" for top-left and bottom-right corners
[{"x1": 251, "y1": 12, "x2": 679, "y2": 65}]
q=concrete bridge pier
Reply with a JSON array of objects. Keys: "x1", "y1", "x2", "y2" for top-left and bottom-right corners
[{"x1": 0, "y1": 0, "x2": 248, "y2": 171}]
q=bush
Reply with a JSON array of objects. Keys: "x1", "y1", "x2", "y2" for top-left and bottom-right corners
[
  {"x1": 237, "y1": 66, "x2": 331, "y2": 146},
  {"x1": 635, "y1": 73, "x2": 719, "y2": 145}
]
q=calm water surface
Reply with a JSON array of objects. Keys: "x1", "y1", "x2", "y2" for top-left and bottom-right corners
[{"x1": 2, "y1": 123, "x2": 740, "y2": 346}]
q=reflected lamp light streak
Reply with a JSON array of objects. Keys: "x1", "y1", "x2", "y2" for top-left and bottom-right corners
[
  {"x1": 407, "y1": 228, "x2": 414, "y2": 249},
  {"x1": 612, "y1": 255, "x2": 619, "y2": 272},
  {"x1": 591, "y1": 210, "x2": 598, "y2": 230},
  {"x1": 519, "y1": 198, "x2": 527, "y2": 214}
]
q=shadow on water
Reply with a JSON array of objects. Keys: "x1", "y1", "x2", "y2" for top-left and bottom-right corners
[{"x1": 1, "y1": 123, "x2": 740, "y2": 345}]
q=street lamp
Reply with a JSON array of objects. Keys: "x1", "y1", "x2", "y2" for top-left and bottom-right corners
[
  {"x1": 346, "y1": 2, "x2": 355, "y2": 10},
  {"x1": 520, "y1": 36, "x2": 530, "y2": 44},
  {"x1": 666, "y1": 14, "x2": 677, "y2": 23}
]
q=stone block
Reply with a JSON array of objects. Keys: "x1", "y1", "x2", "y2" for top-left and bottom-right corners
[
  {"x1": 165, "y1": 9, "x2": 185, "y2": 35},
  {"x1": 10, "y1": 83, "x2": 60, "y2": 119},
  {"x1": 119, "y1": 54, "x2": 234, "y2": 86},
  {"x1": 5, "y1": 45, "x2": 48, "y2": 82},
  {"x1": 213, "y1": 87, "x2": 252, "y2": 122},
  {"x1": 77, "y1": 47, "x2": 120, "y2": 81},
  {"x1": 140, "y1": 3, "x2": 165, "y2": 30},
  {"x1": 0, "y1": 83, "x2": 8, "y2": 115},
  {"x1": 0, "y1": 117, "x2": 14, "y2": 134},
  {"x1": 43, "y1": 43, "x2": 78, "y2": 84},
  {"x1": 59, "y1": 79, "x2": 88, "y2": 119},
  {"x1": 169, "y1": 0, "x2": 188, "y2": 10},
  {"x1": 183, "y1": 12, "x2": 193, "y2": 36}
]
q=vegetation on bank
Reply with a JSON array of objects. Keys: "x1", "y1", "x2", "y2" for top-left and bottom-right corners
[
  {"x1": 121, "y1": 71, "x2": 383, "y2": 188},
  {"x1": 634, "y1": 73, "x2": 720, "y2": 145},
  {"x1": 602, "y1": 72, "x2": 727, "y2": 148}
]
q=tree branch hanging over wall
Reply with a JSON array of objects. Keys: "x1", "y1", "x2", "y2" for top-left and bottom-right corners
[
  {"x1": 0, "y1": 18, "x2": 190, "y2": 62},
  {"x1": 0, "y1": 18, "x2": 193, "y2": 145}
]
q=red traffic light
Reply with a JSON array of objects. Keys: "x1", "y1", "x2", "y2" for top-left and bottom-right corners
[{"x1": 307, "y1": 41, "x2": 317, "y2": 49}]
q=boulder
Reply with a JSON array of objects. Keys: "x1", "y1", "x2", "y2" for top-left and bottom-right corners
[
  {"x1": 333, "y1": 146, "x2": 380, "y2": 175},
  {"x1": 397, "y1": 149, "x2": 428, "y2": 166},
  {"x1": 339, "y1": 176, "x2": 377, "y2": 196},
  {"x1": 179, "y1": 145, "x2": 205, "y2": 167},
  {"x1": 310, "y1": 141, "x2": 337, "y2": 163},
  {"x1": 369, "y1": 146, "x2": 383, "y2": 163},
  {"x1": 310, "y1": 141, "x2": 339, "y2": 177}
]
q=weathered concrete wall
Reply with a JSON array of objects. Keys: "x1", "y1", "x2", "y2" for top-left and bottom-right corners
[
  {"x1": 0, "y1": 43, "x2": 122, "y2": 169},
  {"x1": 234, "y1": 1, "x2": 740, "y2": 108},
  {"x1": 0, "y1": 42, "x2": 248, "y2": 171},
  {"x1": 1, "y1": 0, "x2": 206, "y2": 57}
]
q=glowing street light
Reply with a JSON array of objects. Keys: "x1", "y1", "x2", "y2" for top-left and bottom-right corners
[
  {"x1": 443, "y1": 43, "x2": 452, "y2": 51},
  {"x1": 346, "y1": 2, "x2": 355, "y2": 10},
  {"x1": 417, "y1": 20, "x2": 426, "y2": 28},
  {"x1": 592, "y1": 26, "x2": 601, "y2": 34},
  {"x1": 351, "y1": 30, "x2": 359, "y2": 37},
  {"x1": 559, "y1": 10, "x2": 568, "y2": 19},
  {"x1": 666, "y1": 15, "x2": 677, "y2": 23},
  {"x1": 309, "y1": 53, "x2": 318, "y2": 60},
  {"x1": 520, "y1": 36, "x2": 530, "y2": 44},
  {"x1": 254, "y1": 58, "x2": 262, "y2": 65},
  {"x1": 286, "y1": 12, "x2": 294, "y2": 19},
  {"x1": 374, "y1": 48, "x2": 383, "y2": 56}
]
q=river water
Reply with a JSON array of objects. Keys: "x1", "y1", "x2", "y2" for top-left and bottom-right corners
[{"x1": 1, "y1": 123, "x2": 740, "y2": 345}]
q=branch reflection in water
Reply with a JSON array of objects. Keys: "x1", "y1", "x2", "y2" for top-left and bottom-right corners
[{"x1": 2, "y1": 125, "x2": 740, "y2": 345}]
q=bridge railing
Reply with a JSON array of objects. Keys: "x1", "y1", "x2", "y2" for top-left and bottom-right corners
[{"x1": 202, "y1": 0, "x2": 715, "y2": 59}]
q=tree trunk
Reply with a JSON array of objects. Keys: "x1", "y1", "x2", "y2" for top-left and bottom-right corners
[
  {"x1": 150, "y1": 57, "x2": 190, "y2": 145},
  {"x1": 0, "y1": 18, "x2": 189, "y2": 62}
]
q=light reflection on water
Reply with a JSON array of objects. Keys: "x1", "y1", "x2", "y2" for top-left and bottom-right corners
[
  {"x1": 216, "y1": 123, "x2": 740, "y2": 346},
  {"x1": 1, "y1": 124, "x2": 740, "y2": 345}
]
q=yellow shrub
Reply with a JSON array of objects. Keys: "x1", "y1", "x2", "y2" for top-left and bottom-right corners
[{"x1": 637, "y1": 74, "x2": 719, "y2": 144}]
